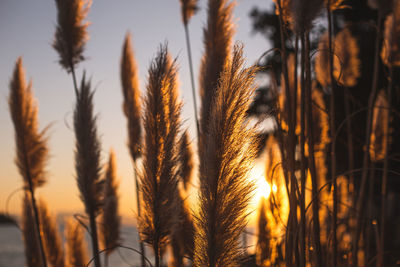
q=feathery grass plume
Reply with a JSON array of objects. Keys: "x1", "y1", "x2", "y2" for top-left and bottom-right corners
[
  {"x1": 65, "y1": 219, "x2": 89, "y2": 267},
  {"x1": 381, "y1": 1, "x2": 400, "y2": 67},
  {"x1": 256, "y1": 199, "x2": 271, "y2": 267},
  {"x1": 101, "y1": 150, "x2": 120, "y2": 256},
  {"x1": 74, "y1": 72, "x2": 103, "y2": 217},
  {"x1": 194, "y1": 44, "x2": 258, "y2": 267},
  {"x1": 370, "y1": 90, "x2": 391, "y2": 162},
  {"x1": 38, "y1": 199, "x2": 65, "y2": 267},
  {"x1": 22, "y1": 193, "x2": 41, "y2": 267},
  {"x1": 311, "y1": 84, "x2": 330, "y2": 151},
  {"x1": 53, "y1": 0, "x2": 91, "y2": 73},
  {"x1": 289, "y1": 0, "x2": 324, "y2": 34},
  {"x1": 121, "y1": 33, "x2": 142, "y2": 161},
  {"x1": 140, "y1": 44, "x2": 182, "y2": 267},
  {"x1": 180, "y1": 0, "x2": 198, "y2": 26},
  {"x1": 333, "y1": 28, "x2": 361, "y2": 87},
  {"x1": 199, "y1": 0, "x2": 234, "y2": 148},
  {"x1": 9, "y1": 57, "x2": 48, "y2": 190},
  {"x1": 315, "y1": 32, "x2": 331, "y2": 87},
  {"x1": 178, "y1": 130, "x2": 194, "y2": 190},
  {"x1": 74, "y1": 72, "x2": 103, "y2": 266},
  {"x1": 9, "y1": 57, "x2": 48, "y2": 267}
]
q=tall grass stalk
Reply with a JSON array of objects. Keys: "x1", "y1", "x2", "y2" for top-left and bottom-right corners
[
  {"x1": 65, "y1": 219, "x2": 89, "y2": 267},
  {"x1": 353, "y1": 9, "x2": 383, "y2": 266},
  {"x1": 179, "y1": 0, "x2": 200, "y2": 136},
  {"x1": 9, "y1": 58, "x2": 48, "y2": 267}
]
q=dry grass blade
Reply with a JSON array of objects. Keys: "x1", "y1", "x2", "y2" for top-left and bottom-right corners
[
  {"x1": 199, "y1": 0, "x2": 234, "y2": 146},
  {"x1": 38, "y1": 199, "x2": 65, "y2": 267},
  {"x1": 121, "y1": 33, "x2": 142, "y2": 161},
  {"x1": 9, "y1": 57, "x2": 48, "y2": 190},
  {"x1": 194, "y1": 44, "x2": 258, "y2": 267},
  {"x1": 65, "y1": 218, "x2": 89, "y2": 267},
  {"x1": 140, "y1": 44, "x2": 182, "y2": 266},
  {"x1": 333, "y1": 28, "x2": 361, "y2": 87},
  {"x1": 22, "y1": 193, "x2": 42, "y2": 267},
  {"x1": 101, "y1": 149, "x2": 121, "y2": 253},
  {"x1": 74, "y1": 72, "x2": 103, "y2": 217},
  {"x1": 53, "y1": 0, "x2": 91, "y2": 72},
  {"x1": 180, "y1": 0, "x2": 198, "y2": 26}
]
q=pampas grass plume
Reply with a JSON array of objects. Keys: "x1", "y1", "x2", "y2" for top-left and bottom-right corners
[
  {"x1": 53, "y1": 0, "x2": 91, "y2": 72},
  {"x1": 121, "y1": 33, "x2": 142, "y2": 161},
  {"x1": 194, "y1": 44, "x2": 258, "y2": 267},
  {"x1": 9, "y1": 57, "x2": 48, "y2": 190},
  {"x1": 334, "y1": 28, "x2": 361, "y2": 87},
  {"x1": 101, "y1": 149, "x2": 121, "y2": 253},
  {"x1": 38, "y1": 199, "x2": 65, "y2": 267},
  {"x1": 370, "y1": 90, "x2": 391, "y2": 162},
  {"x1": 180, "y1": 0, "x2": 198, "y2": 26},
  {"x1": 65, "y1": 219, "x2": 89, "y2": 267},
  {"x1": 74, "y1": 72, "x2": 103, "y2": 216},
  {"x1": 315, "y1": 32, "x2": 331, "y2": 88},
  {"x1": 199, "y1": 0, "x2": 234, "y2": 141},
  {"x1": 140, "y1": 44, "x2": 182, "y2": 265}
]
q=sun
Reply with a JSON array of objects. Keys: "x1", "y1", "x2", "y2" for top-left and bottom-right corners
[{"x1": 249, "y1": 165, "x2": 273, "y2": 205}]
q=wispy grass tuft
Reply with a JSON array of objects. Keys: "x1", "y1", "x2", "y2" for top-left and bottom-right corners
[
  {"x1": 194, "y1": 44, "x2": 258, "y2": 267},
  {"x1": 53, "y1": 0, "x2": 91, "y2": 73},
  {"x1": 139, "y1": 44, "x2": 182, "y2": 267},
  {"x1": 180, "y1": 0, "x2": 198, "y2": 26}
]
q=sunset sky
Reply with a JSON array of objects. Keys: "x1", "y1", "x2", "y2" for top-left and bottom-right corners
[{"x1": 0, "y1": 0, "x2": 270, "y2": 220}]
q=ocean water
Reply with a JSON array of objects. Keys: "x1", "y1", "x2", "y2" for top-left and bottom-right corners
[{"x1": 0, "y1": 224, "x2": 149, "y2": 267}]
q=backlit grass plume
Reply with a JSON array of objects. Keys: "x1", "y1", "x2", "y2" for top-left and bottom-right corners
[
  {"x1": 140, "y1": 44, "x2": 182, "y2": 267},
  {"x1": 9, "y1": 57, "x2": 48, "y2": 190},
  {"x1": 65, "y1": 219, "x2": 89, "y2": 267},
  {"x1": 199, "y1": 0, "x2": 234, "y2": 146},
  {"x1": 9, "y1": 57, "x2": 48, "y2": 267},
  {"x1": 194, "y1": 44, "x2": 258, "y2": 267},
  {"x1": 22, "y1": 193, "x2": 41, "y2": 267},
  {"x1": 53, "y1": 0, "x2": 91, "y2": 73},
  {"x1": 256, "y1": 199, "x2": 271, "y2": 267},
  {"x1": 315, "y1": 32, "x2": 331, "y2": 87},
  {"x1": 180, "y1": 0, "x2": 198, "y2": 26},
  {"x1": 381, "y1": 1, "x2": 400, "y2": 67},
  {"x1": 370, "y1": 90, "x2": 391, "y2": 162},
  {"x1": 100, "y1": 149, "x2": 121, "y2": 262},
  {"x1": 38, "y1": 199, "x2": 65, "y2": 267},
  {"x1": 121, "y1": 33, "x2": 142, "y2": 161},
  {"x1": 74, "y1": 72, "x2": 103, "y2": 266},
  {"x1": 333, "y1": 28, "x2": 361, "y2": 87}
]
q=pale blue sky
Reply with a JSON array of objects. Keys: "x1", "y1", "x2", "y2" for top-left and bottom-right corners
[{"x1": 0, "y1": 0, "x2": 271, "y2": 217}]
